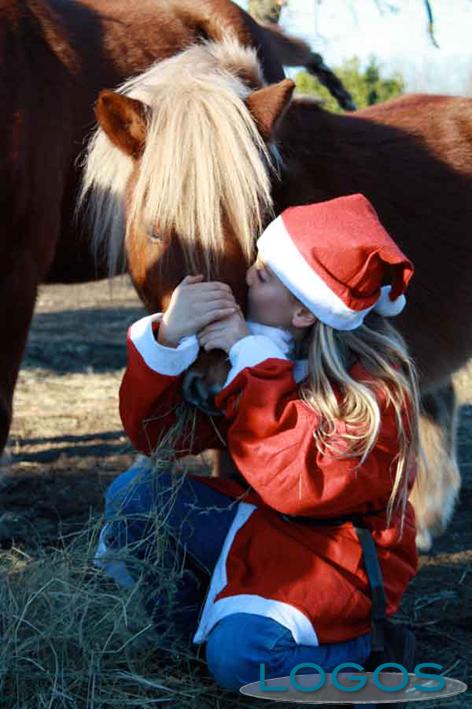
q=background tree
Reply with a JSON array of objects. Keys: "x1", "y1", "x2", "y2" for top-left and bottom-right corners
[
  {"x1": 295, "y1": 55, "x2": 405, "y2": 113},
  {"x1": 247, "y1": 0, "x2": 439, "y2": 47}
]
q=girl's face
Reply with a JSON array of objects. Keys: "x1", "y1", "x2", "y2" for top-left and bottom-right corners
[{"x1": 246, "y1": 257, "x2": 316, "y2": 331}]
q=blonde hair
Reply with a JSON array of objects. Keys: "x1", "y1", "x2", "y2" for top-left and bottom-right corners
[
  {"x1": 78, "y1": 38, "x2": 274, "y2": 277},
  {"x1": 298, "y1": 311, "x2": 421, "y2": 537}
]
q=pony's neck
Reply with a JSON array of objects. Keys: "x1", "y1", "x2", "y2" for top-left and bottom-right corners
[{"x1": 273, "y1": 99, "x2": 346, "y2": 211}]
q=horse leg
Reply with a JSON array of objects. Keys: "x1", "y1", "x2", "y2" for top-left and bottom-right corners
[
  {"x1": 410, "y1": 380, "x2": 461, "y2": 551},
  {"x1": 0, "y1": 250, "x2": 39, "y2": 452}
]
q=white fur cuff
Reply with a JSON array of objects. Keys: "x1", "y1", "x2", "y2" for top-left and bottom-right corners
[
  {"x1": 223, "y1": 335, "x2": 289, "y2": 388},
  {"x1": 128, "y1": 313, "x2": 199, "y2": 376}
]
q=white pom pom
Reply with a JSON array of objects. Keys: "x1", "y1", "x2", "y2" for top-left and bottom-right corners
[{"x1": 373, "y1": 285, "x2": 406, "y2": 317}]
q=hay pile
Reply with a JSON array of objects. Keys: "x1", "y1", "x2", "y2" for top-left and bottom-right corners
[
  {"x1": 0, "y1": 410, "x2": 268, "y2": 708},
  {"x1": 0, "y1": 503, "x2": 220, "y2": 706}
]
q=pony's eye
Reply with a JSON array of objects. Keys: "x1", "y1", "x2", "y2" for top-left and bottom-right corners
[{"x1": 148, "y1": 232, "x2": 162, "y2": 243}]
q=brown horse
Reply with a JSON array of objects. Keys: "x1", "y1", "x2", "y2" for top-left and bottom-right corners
[
  {"x1": 81, "y1": 39, "x2": 472, "y2": 551},
  {"x1": 0, "y1": 0, "x2": 352, "y2": 454}
]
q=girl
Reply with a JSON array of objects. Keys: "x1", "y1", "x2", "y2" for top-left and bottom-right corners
[{"x1": 95, "y1": 193, "x2": 420, "y2": 692}]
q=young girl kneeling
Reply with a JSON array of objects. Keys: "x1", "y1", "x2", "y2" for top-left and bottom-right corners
[{"x1": 95, "y1": 193, "x2": 420, "y2": 692}]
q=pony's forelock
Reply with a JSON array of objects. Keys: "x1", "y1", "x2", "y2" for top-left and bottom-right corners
[{"x1": 78, "y1": 37, "x2": 275, "y2": 276}]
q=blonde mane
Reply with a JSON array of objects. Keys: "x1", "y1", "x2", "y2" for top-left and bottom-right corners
[{"x1": 78, "y1": 38, "x2": 275, "y2": 275}]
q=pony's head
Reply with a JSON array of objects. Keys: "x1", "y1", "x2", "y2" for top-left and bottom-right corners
[
  {"x1": 79, "y1": 37, "x2": 295, "y2": 314},
  {"x1": 79, "y1": 37, "x2": 294, "y2": 412}
]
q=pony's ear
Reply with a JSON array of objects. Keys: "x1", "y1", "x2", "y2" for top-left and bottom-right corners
[
  {"x1": 95, "y1": 90, "x2": 148, "y2": 158},
  {"x1": 246, "y1": 79, "x2": 295, "y2": 141}
]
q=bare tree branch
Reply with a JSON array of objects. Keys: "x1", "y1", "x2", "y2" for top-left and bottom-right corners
[
  {"x1": 319, "y1": 0, "x2": 440, "y2": 49},
  {"x1": 424, "y1": 0, "x2": 440, "y2": 48}
]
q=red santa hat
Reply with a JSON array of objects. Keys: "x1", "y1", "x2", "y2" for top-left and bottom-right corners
[{"x1": 256, "y1": 193, "x2": 414, "y2": 331}]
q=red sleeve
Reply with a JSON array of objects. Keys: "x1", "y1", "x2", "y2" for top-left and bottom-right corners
[
  {"x1": 119, "y1": 319, "x2": 228, "y2": 456},
  {"x1": 214, "y1": 358, "x2": 403, "y2": 517}
]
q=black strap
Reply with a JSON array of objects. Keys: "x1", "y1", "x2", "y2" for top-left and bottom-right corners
[
  {"x1": 281, "y1": 511, "x2": 387, "y2": 654},
  {"x1": 352, "y1": 522, "x2": 387, "y2": 654}
]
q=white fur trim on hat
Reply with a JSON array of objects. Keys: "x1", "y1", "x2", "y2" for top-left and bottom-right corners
[
  {"x1": 372, "y1": 285, "x2": 406, "y2": 317},
  {"x1": 257, "y1": 217, "x2": 406, "y2": 329}
]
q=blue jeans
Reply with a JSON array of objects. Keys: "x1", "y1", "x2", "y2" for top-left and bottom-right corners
[{"x1": 95, "y1": 458, "x2": 372, "y2": 692}]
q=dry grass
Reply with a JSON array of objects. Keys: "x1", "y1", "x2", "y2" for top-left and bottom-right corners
[
  {"x1": 0, "y1": 448, "x2": 259, "y2": 708},
  {"x1": 0, "y1": 516, "x2": 220, "y2": 707},
  {"x1": 2, "y1": 344, "x2": 282, "y2": 708}
]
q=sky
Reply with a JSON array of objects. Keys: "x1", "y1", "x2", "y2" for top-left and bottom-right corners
[{"x1": 235, "y1": 0, "x2": 472, "y2": 94}]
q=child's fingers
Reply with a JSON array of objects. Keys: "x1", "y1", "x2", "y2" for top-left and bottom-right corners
[
  {"x1": 201, "y1": 335, "x2": 223, "y2": 352},
  {"x1": 190, "y1": 291, "x2": 236, "y2": 309},
  {"x1": 198, "y1": 333, "x2": 210, "y2": 346},
  {"x1": 179, "y1": 275, "x2": 234, "y2": 297},
  {"x1": 199, "y1": 318, "x2": 231, "y2": 335},
  {"x1": 188, "y1": 281, "x2": 234, "y2": 294},
  {"x1": 196, "y1": 297, "x2": 236, "y2": 310},
  {"x1": 198, "y1": 324, "x2": 226, "y2": 343},
  {"x1": 196, "y1": 306, "x2": 236, "y2": 328}
]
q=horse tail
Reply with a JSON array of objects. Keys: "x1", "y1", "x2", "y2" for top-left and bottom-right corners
[{"x1": 260, "y1": 23, "x2": 356, "y2": 112}]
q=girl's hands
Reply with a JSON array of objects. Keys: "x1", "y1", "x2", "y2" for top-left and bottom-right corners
[
  {"x1": 158, "y1": 275, "x2": 237, "y2": 347},
  {"x1": 198, "y1": 308, "x2": 249, "y2": 354}
]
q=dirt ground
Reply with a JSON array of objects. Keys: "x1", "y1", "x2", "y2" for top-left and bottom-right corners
[{"x1": 1, "y1": 275, "x2": 471, "y2": 707}]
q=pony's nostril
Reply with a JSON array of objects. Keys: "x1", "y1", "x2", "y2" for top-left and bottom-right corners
[
  {"x1": 195, "y1": 375, "x2": 210, "y2": 402},
  {"x1": 182, "y1": 371, "x2": 200, "y2": 407},
  {"x1": 182, "y1": 371, "x2": 222, "y2": 416},
  {"x1": 208, "y1": 380, "x2": 225, "y2": 398}
]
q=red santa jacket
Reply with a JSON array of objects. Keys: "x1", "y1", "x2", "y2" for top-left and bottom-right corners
[{"x1": 119, "y1": 313, "x2": 418, "y2": 646}]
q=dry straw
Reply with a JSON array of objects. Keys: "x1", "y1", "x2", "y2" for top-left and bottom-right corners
[{"x1": 0, "y1": 404, "x2": 263, "y2": 707}]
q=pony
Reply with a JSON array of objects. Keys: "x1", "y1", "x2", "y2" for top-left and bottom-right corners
[
  {"x1": 0, "y1": 0, "x2": 353, "y2": 453},
  {"x1": 80, "y1": 38, "x2": 472, "y2": 551}
]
